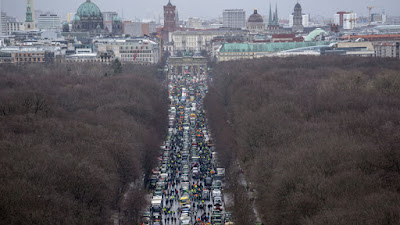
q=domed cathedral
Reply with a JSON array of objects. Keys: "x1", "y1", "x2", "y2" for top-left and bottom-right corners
[
  {"x1": 292, "y1": 2, "x2": 304, "y2": 33},
  {"x1": 72, "y1": 0, "x2": 104, "y2": 35},
  {"x1": 247, "y1": 9, "x2": 265, "y2": 33}
]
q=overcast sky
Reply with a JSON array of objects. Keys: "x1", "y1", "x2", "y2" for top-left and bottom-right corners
[{"x1": 3, "y1": 0, "x2": 399, "y2": 22}]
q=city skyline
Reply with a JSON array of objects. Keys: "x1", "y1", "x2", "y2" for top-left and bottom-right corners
[{"x1": 3, "y1": 0, "x2": 399, "y2": 22}]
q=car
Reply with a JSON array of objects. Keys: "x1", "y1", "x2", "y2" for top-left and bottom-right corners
[
  {"x1": 180, "y1": 193, "x2": 190, "y2": 205},
  {"x1": 201, "y1": 189, "x2": 210, "y2": 200},
  {"x1": 140, "y1": 212, "x2": 151, "y2": 225},
  {"x1": 152, "y1": 212, "x2": 162, "y2": 223},
  {"x1": 213, "y1": 196, "x2": 222, "y2": 205},
  {"x1": 179, "y1": 213, "x2": 191, "y2": 225},
  {"x1": 212, "y1": 180, "x2": 222, "y2": 189},
  {"x1": 181, "y1": 204, "x2": 191, "y2": 213},
  {"x1": 154, "y1": 190, "x2": 163, "y2": 196},
  {"x1": 181, "y1": 175, "x2": 189, "y2": 182}
]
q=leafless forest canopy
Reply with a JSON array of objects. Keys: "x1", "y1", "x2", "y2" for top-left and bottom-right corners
[
  {"x1": 0, "y1": 63, "x2": 168, "y2": 225},
  {"x1": 205, "y1": 56, "x2": 400, "y2": 225}
]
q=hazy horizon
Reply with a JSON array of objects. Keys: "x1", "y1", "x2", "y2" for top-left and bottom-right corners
[{"x1": 3, "y1": 0, "x2": 399, "y2": 22}]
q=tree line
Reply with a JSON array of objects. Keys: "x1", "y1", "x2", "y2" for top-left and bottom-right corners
[
  {"x1": 205, "y1": 56, "x2": 400, "y2": 225},
  {"x1": 0, "y1": 63, "x2": 168, "y2": 225}
]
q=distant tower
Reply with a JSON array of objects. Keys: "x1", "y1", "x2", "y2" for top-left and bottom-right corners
[
  {"x1": 26, "y1": 0, "x2": 35, "y2": 21},
  {"x1": 268, "y1": 3, "x2": 279, "y2": 30},
  {"x1": 25, "y1": 0, "x2": 36, "y2": 30},
  {"x1": 162, "y1": 0, "x2": 177, "y2": 41},
  {"x1": 292, "y1": 3, "x2": 303, "y2": 33}
]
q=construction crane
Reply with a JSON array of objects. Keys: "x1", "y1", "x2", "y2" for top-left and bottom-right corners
[
  {"x1": 344, "y1": 18, "x2": 358, "y2": 29},
  {"x1": 367, "y1": 6, "x2": 376, "y2": 25},
  {"x1": 133, "y1": 42, "x2": 148, "y2": 61}
]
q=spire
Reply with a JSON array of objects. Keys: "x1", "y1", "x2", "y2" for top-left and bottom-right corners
[
  {"x1": 268, "y1": 3, "x2": 272, "y2": 25},
  {"x1": 26, "y1": 0, "x2": 33, "y2": 22},
  {"x1": 274, "y1": 3, "x2": 279, "y2": 25}
]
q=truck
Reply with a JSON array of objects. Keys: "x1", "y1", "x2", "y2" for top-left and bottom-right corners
[
  {"x1": 215, "y1": 168, "x2": 225, "y2": 180},
  {"x1": 151, "y1": 196, "x2": 162, "y2": 212}
]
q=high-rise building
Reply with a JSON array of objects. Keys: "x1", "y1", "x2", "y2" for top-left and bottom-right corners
[
  {"x1": 37, "y1": 13, "x2": 60, "y2": 30},
  {"x1": 334, "y1": 12, "x2": 357, "y2": 29},
  {"x1": 0, "y1": 0, "x2": 2, "y2": 36},
  {"x1": 302, "y1": 14, "x2": 309, "y2": 27},
  {"x1": 163, "y1": 0, "x2": 177, "y2": 41},
  {"x1": 1, "y1": 11, "x2": 5, "y2": 36},
  {"x1": 2, "y1": 12, "x2": 23, "y2": 35},
  {"x1": 102, "y1": 12, "x2": 118, "y2": 32},
  {"x1": 343, "y1": 13, "x2": 357, "y2": 29},
  {"x1": 267, "y1": 3, "x2": 279, "y2": 30},
  {"x1": 371, "y1": 13, "x2": 387, "y2": 24},
  {"x1": 222, "y1": 9, "x2": 246, "y2": 29},
  {"x1": 292, "y1": 3, "x2": 303, "y2": 33},
  {"x1": 334, "y1": 11, "x2": 348, "y2": 27}
]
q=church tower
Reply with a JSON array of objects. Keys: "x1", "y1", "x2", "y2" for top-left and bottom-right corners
[
  {"x1": 25, "y1": 0, "x2": 36, "y2": 30},
  {"x1": 292, "y1": 3, "x2": 304, "y2": 33},
  {"x1": 162, "y1": 0, "x2": 177, "y2": 41},
  {"x1": 267, "y1": 3, "x2": 279, "y2": 30}
]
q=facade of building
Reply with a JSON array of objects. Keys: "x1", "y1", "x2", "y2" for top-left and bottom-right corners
[
  {"x1": 0, "y1": 46, "x2": 63, "y2": 63},
  {"x1": 1, "y1": 12, "x2": 5, "y2": 35},
  {"x1": 0, "y1": 0, "x2": 2, "y2": 35},
  {"x1": 343, "y1": 13, "x2": 357, "y2": 30},
  {"x1": 271, "y1": 33, "x2": 303, "y2": 42},
  {"x1": 37, "y1": 13, "x2": 60, "y2": 30},
  {"x1": 186, "y1": 17, "x2": 203, "y2": 29},
  {"x1": 142, "y1": 22, "x2": 156, "y2": 36},
  {"x1": 7, "y1": 21, "x2": 24, "y2": 35},
  {"x1": 247, "y1": 9, "x2": 265, "y2": 33},
  {"x1": 371, "y1": 13, "x2": 386, "y2": 24},
  {"x1": 218, "y1": 41, "x2": 331, "y2": 61},
  {"x1": 340, "y1": 34, "x2": 400, "y2": 42},
  {"x1": 292, "y1": 3, "x2": 303, "y2": 33},
  {"x1": 171, "y1": 29, "x2": 248, "y2": 52},
  {"x1": 374, "y1": 42, "x2": 400, "y2": 59},
  {"x1": 334, "y1": 12, "x2": 348, "y2": 27},
  {"x1": 222, "y1": 9, "x2": 246, "y2": 29},
  {"x1": 72, "y1": 0, "x2": 104, "y2": 35},
  {"x1": 124, "y1": 22, "x2": 143, "y2": 37},
  {"x1": 163, "y1": 0, "x2": 177, "y2": 41},
  {"x1": 330, "y1": 42, "x2": 375, "y2": 57},
  {"x1": 94, "y1": 38, "x2": 160, "y2": 64},
  {"x1": 268, "y1": 4, "x2": 279, "y2": 30},
  {"x1": 103, "y1": 11, "x2": 118, "y2": 32}
]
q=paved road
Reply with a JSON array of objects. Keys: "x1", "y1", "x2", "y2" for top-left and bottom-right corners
[{"x1": 143, "y1": 65, "x2": 228, "y2": 225}]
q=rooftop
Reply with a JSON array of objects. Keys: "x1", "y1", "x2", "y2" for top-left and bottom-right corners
[{"x1": 219, "y1": 41, "x2": 332, "y2": 53}]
